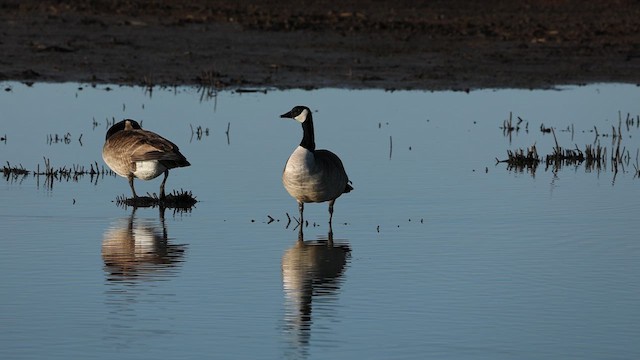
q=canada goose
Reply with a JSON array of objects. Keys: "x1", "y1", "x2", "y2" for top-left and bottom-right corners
[
  {"x1": 102, "y1": 119, "x2": 190, "y2": 200},
  {"x1": 281, "y1": 106, "x2": 353, "y2": 224}
]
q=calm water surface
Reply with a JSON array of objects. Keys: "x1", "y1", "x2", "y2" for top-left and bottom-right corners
[{"x1": 1, "y1": 83, "x2": 639, "y2": 359}]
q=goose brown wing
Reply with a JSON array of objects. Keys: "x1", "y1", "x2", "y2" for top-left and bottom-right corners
[{"x1": 126, "y1": 130, "x2": 190, "y2": 166}]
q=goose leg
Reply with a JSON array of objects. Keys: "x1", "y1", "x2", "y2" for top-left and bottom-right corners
[
  {"x1": 128, "y1": 174, "x2": 137, "y2": 199},
  {"x1": 160, "y1": 170, "x2": 169, "y2": 200},
  {"x1": 328, "y1": 199, "x2": 336, "y2": 225},
  {"x1": 298, "y1": 201, "x2": 304, "y2": 225}
]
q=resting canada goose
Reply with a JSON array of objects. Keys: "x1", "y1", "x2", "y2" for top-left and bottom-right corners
[
  {"x1": 102, "y1": 119, "x2": 190, "y2": 200},
  {"x1": 281, "y1": 106, "x2": 353, "y2": 224}
]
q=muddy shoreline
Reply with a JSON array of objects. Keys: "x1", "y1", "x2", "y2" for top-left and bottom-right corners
[{"x1": 2, "y1": 0, "x2": 640, "y2": 90}]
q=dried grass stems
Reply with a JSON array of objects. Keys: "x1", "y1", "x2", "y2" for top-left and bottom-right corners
[
  {"x1": 498, "y1": 113, "x2": 638, "y2": 177},
  {"x1": 196, "y1": 70, "x2": 223, "y2": 102},
  {"x1": 252, "y1": 212, "x2": 325, "y2": 230},
  {"x1": 46, "y1": 132, "x2": 73, "y2": 145},
  {"x1": 496, "y1": 144, "x2": 541, "y2": 175},
  {"x1": 3, "y1": 158, "x2": 115, "y2": 187},
  {"x1": 634, "y1": 149, "x2": 640, "y2": 178},
  {"x1": 500, "y1": 112, "x2": 529, "y2": 143},
  {"x1": 116, "y1": 189, "x2": 197, "y2": 211},
  {"x1": 189, "y1": 124, "x2": 210, "y2": 142}
]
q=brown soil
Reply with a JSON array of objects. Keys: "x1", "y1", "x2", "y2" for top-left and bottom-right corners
[{"x1": 2, "y1": 0, "x2": 640, "y2": 90}]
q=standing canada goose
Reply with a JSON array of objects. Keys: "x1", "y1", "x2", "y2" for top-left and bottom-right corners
[
  {"x1": 102, "y1": 119, "x2": 190, "y2": 200},
  {"x1": 281, "y1": 106, "x2": 353, "y2": 225}
]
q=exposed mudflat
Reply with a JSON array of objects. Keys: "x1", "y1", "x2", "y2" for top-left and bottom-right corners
[{"x1": 2, "y1": 0, "x2": 640, "y2": 90}]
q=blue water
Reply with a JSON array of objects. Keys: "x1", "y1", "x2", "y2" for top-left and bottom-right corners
[{"x1": 1, "y1": 83, "x2": 639, "y2": 359}]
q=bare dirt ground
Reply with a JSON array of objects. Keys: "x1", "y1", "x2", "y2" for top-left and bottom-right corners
[{"x1": 2, "y1": 0, "x2": 640, "y2": 90}]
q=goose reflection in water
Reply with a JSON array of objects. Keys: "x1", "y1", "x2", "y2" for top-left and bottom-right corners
[
  {"x1": 282, "y1": 229, "x2": 351, "y2": 357},
  {"x1": 102, "y1": 206, "x2": 186, "y2": 282}
]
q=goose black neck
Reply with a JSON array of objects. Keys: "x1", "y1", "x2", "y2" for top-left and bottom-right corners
[{"x1": 299, "y1": 114, "x2": 315, "y2": 151}]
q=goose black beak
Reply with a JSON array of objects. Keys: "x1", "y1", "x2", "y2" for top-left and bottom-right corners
[{"x1": 280, "y1": 111, "x2": 293, "y2": 119}]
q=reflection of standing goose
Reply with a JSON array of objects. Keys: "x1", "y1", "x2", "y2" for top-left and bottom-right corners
[
  {"x1": 102, "y1": 119, "x2": 190, "y2": 200},
  {"x1": 102, "y1": 207, "x2": 185, "y2": 281},
  {"x1": 281, "y1": 230, "x2": 351, "y2": 354},
  {"x1": 280, "y1": 106, "x2": 353, "y2": 225}
]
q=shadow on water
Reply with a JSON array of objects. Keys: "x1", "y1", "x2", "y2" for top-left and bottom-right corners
[
  {"x1": 281, "y1": 229, "x2": 351, "y2": 359},
  {"x1": 102, "y1": 206, "x2": 187, "y2": 282}
]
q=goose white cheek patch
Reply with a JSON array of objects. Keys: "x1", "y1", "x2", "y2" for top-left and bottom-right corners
[{"x1": 294, "y1": 109, "x2": 309, "y2": 123}]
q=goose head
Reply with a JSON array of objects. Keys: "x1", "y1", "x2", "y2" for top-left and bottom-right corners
[
  {"x1": 105, "y1": 119, "x2": 142, "y2": 141},
  {"x1": 281, "y1": 106, "x2": 311, "y2": 123}
]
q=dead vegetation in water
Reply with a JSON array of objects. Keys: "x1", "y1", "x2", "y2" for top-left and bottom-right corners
[
  {"x1": 496, "y1": 144, "x2": 541, "y2": 175},
  {"x1": 634, "y1": 149, "x2": 640, "y2": 178},
  {"x1": 497, "y1": 113, "x2": 638, "y2": 179},
  {"x1": 46, "y1": 132, "x2": 72, "y2": 145},
  {"x1": 115, "y1": 189, "x2": 197, "y2": 211},
  {"x1": 4, "y1": 157, "x2": 197, "y2": 209},
  {"x1": 3, "y1": 158, "x2": 115, "y2": 187},
  {"x1": 500, "y1": 112, "x2": 529, "y2": 143},
  {"x1": 189, "y1": 124, "x2": 210, "y2": 142},
  {"x1": 196, "y1": 70, "x2": 223, "y2": 102},
  {"x1": 248, "y1": 212, "x2": 322, "y2": 230},
  {"x1": 545, "y1": 128, "x2": 586, "y2": 169}
]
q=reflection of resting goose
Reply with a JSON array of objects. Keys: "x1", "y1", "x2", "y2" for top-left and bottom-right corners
[
  {"x1": 281, "y1": 230, "x2": 351, "y2": 350},
  {"x1": 102, "y1": 208, "x2": 185, "y2": 281}
]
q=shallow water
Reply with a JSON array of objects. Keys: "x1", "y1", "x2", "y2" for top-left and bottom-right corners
[{"x1": 1, "y1": 83, "x2": 639, "y2": 359}]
